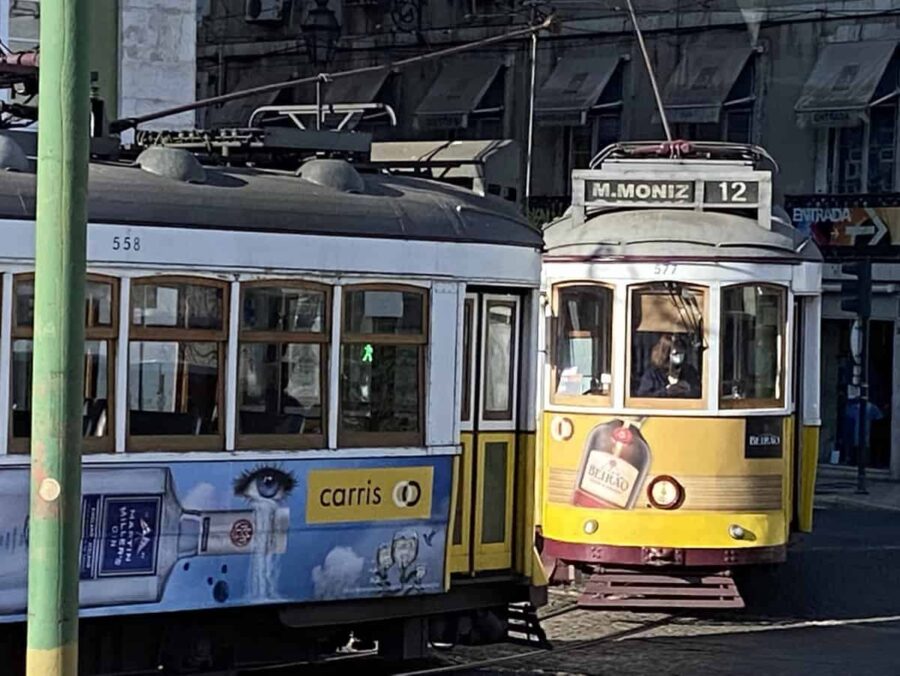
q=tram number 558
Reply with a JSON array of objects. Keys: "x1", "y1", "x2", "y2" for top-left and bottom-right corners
[
  {"x1": 111, "y1": 235, "x2": 141, "y2": 252},
  {"x1": 704, "y1": 180, "x2": 759, "y2": 205}
]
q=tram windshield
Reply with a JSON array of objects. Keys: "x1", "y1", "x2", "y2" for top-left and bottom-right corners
[
  {"x1": 721, "y1": 285, "x2": 785, "y2": 406},
  {"x1": 553, "y1": 285, "x2": 613, "y2": 399},
  {"x1": 630, "y1": 283, "x2": 705, "y2": 400}
]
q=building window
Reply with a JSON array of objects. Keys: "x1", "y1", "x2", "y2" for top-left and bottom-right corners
[
  {"x1": 10, "y1": 274, "x2": 117, "y2": 454},
  {"x1": 628, "y1": 283, "x2": 706, "y2": 406},
  {"x1": 237, "y1": 283, "x2": 329, "y2": 449},
  {"x1": 568, "y1": 64, "x2": 624, "y2": 176},
  {"x1": 720, "y1": 284, "x2": 786, "y2": 408},
  {"x1": 673, "y1": 59, "x2": 755, "y2": 145},
  {"x1": 824, "y1": 55, "x2": 899, "y2": 193},
  {"x1": 464, "y1": 67, "x2": 506, "y2": 140},
  {"x1": 826, "y1": 102, "x2": 897, "y2": 193},
  {"x1": 551, "y1": 284, "x2": 614, "y2": 406},
  {"x1": 128, "y1": 277, "x2": 227, "y2": 451},
  {"x1": 339, "y1": 286, "x2": 427, "y2": 447}
]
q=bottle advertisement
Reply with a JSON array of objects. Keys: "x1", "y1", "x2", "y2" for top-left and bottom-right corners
[
  {"x1": 0, "y1": 457, "x2": 451, "y2": 622},
  {"x1": 546, "y1": 414, "x2": 785, "y2": 513}
]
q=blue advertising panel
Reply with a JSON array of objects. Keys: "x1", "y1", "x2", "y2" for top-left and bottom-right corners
[{"x1": 0, "y1": 456, "x2": 452, "y2": 621}]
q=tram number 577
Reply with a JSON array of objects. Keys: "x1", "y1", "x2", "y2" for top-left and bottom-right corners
[{"x1": 704, "y1": 180, "x2": 759, "y2": 205}]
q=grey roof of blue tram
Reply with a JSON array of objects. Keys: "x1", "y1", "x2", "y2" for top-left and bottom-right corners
[
  {"x1": 0, "y1": 158, "x2": 542, "y2": 249},
  {"x1": 543, "y1": 207, "x2": 822, "y2": 262}
]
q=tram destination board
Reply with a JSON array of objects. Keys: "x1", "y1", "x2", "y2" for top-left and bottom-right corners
[{"x1": 583, "y1": 179, "x2": 760, "y2": 206}]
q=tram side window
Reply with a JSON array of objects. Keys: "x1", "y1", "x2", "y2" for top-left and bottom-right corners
[
  {"x1": 721, "y1": 285, "x2": 785, "y2": 407},
  {"x1": 553, "y1": 285, "x2": 613, "y2": 402},
  {"x1": 340, "y1": 286, "x2": 426, "y2": 447},
  {"x1": 629, "y1": 283, "x2": 705, "y2": 402},
  {"x1": 128, "y1": 278, "x2": 227, "y2": 450},
  {"x1": 237, "y1": 284, "x2": 328, "y2": 448},
  {"x1": 10, "y1": 275, "x2": 117, "y2": 454},
  {"x1": 483, "y1": 299, "x2": 519, "y2": 421}
]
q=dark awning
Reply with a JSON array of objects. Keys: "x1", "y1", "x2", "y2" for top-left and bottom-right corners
[
  {"x1": 795, "y1": 40, "x2": 898, "y2": 128},
  {"x1": 661, "y1": 44, "x2": 754, "y2": 124},
  {"x1": 318, "y1": 68, "x2": 391, "y2": 104},
  {"x1": 534, "y1": 54, "x2": 623, "y2": 126},
  {"x1": 415, "y1": 58, "x2": 503, "y2": 131}
]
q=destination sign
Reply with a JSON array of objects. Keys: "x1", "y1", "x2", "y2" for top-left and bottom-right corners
[
  {"x1": 703, "y1": 180, "x2": 760, "y2": 205},
  {"x1": 584, "y1": 179, "x2": 760, "y2": 206},
  {"x1": 585, "y1": 179, "x2": 695, "y2": 204}
]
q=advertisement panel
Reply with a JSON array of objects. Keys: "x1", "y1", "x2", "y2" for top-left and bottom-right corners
[
  {"x1": 785, "y1": 194, "x2": 900, "y2": 252},
  {"x1": 0, "y1": 456, "x2": 451, "y2": 621},
  {"x1": 544, "y1": 414, "x2": 785, "y2": 512}
]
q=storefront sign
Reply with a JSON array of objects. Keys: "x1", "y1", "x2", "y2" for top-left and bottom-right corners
[{"x1": 785, "y1": 194, "x2": 900, "y2": 251}]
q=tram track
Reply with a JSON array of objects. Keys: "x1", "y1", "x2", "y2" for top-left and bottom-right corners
[
  {"x1": 395, "y1": 612, "x2": 682, "y2": 675},
  {"x1": 232, "y1": 606, "x2": 679, "y2": 676}
]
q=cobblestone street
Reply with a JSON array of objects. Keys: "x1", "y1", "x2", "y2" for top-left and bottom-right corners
[{"x1": 423, "y1": 497, "x2": 900, "y2": 676}]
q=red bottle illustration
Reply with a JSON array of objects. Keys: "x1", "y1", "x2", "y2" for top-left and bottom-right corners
[{"x1": 573, "y1": 418, "x2": 651, "y2": 510}]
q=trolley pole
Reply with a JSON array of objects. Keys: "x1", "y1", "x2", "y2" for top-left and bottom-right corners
[{"x1": 26, "y1": 0, "x2": 91, "y2": 669}]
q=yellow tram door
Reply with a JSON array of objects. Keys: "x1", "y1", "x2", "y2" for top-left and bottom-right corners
[{"x1": 451, "y1": 292, "x2": 521, "y2": 574}]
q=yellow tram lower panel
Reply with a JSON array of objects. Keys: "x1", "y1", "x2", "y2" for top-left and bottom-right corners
[{"x1": 541, "y1": 505, "x2": 787, "y2": 550}]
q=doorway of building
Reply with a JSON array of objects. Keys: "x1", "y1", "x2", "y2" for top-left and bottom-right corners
[{"x1": 824, "y1": 319, "x2": 893, "y2": 469}]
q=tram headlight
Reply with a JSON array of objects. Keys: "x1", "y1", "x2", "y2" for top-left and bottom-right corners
[
  {"x1": 729, "y1": 524, "x2": 747, "y2": 540},
  {"x1": 583, "y1": 519, "x2": 599, "y2": 535},
  {"x1": 647, "y1": 476, "x2": 684, "y2": 510},
  {"x1": 551, "y1": 416, "x2": 574, "y2": 442}
]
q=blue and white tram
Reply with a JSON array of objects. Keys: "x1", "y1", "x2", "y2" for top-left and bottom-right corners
[{"x1": 0, "y1": 148, "x2": 545, "y2": 673}]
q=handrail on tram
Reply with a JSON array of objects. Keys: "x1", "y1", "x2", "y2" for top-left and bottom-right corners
[{"x1": 589, "y1": 140, "x2": 780, "y2": 173}]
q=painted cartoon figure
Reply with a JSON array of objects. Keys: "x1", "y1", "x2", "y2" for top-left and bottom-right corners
[
  {"x1": 370, "y1": 542, "x2": 394, "y2": 588},
  {"x1": 391, "y1": 530, "x2": 423, "y2": 590}
]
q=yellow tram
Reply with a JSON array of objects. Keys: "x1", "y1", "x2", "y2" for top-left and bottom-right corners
[{"x1": 536, "y1": 142, "x2": 823, "y2": 608}]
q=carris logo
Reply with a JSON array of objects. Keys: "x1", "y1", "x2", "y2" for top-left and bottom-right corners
[{"x1": 392, "y1": 480, "x2": 422, "y2": 508}]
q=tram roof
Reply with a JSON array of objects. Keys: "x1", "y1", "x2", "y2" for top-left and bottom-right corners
[
  {"x1": 543, "y1": 208, "x2": 821, "y2": 263},
  {"x1": 0, "y1": 160, "x2": 542, "y2": 249}
]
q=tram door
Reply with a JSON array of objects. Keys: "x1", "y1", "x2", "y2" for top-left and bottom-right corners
[{"x1": 451, "y1": 291, "x2": 521, "y2": 573}]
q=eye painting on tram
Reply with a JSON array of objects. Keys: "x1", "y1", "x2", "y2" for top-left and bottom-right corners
[{"x1": 536, "y1": 141, "x2": 823, "y2": 608}]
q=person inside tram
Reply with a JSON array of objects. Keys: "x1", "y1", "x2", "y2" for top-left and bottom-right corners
[{"x1": 637, "y1": 334, "x2": 700, "y2": 399}]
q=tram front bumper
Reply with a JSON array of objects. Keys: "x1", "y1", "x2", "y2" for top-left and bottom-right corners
[{"x1": 541, "y1": 504, "x2": 788, "y2": 552}]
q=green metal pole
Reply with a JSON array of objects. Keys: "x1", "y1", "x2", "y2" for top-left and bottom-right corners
[{"x1": 26, "y1": 0, "x2": 91, "y2": 670}]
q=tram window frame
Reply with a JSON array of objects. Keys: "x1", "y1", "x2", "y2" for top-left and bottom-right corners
[
  {"x1": 626, "y1": 282, "x2": 709, "y2": 410},
  {"x1": 9, "y1": 273, "x2": 118, "y2": 455},
  {"x1": 339, "y1": 284, "x2": 428, "y2": 448},
  {"x1": 460, "y1": 296, "x2": 475, "y2": 424},
  {"x1": 236, "y1": 281, "x2": 330, "y2": 450},
  {"x1": 481, "y1": 295, "x2": 520, "y2": 422},
  {"x1": 719, "y1": 283, "x2": 787, "y2": 410},
  {"x1": 127, "y1": 276, "x2": 228, "y2": 452},
  {"x1": 550, "y1": 282, "x2": 615, "y2": 407}
]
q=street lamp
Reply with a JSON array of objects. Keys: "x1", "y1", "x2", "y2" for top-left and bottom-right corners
[{"x1": 302, "y1": 0, "x2": 341, "y2": 66}]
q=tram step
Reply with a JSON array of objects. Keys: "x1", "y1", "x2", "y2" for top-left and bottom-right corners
[
  {"x1": 579, "y1": 568, "x2": 744, "y2": 609},
  {"x1": 506, "y1": 602, "x2": 551, "y2": 649}
]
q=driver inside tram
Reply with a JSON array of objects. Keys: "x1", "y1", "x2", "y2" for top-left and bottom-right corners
[{"x1": 637, "y1": 334, "x2": 700, "y2": 398}]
